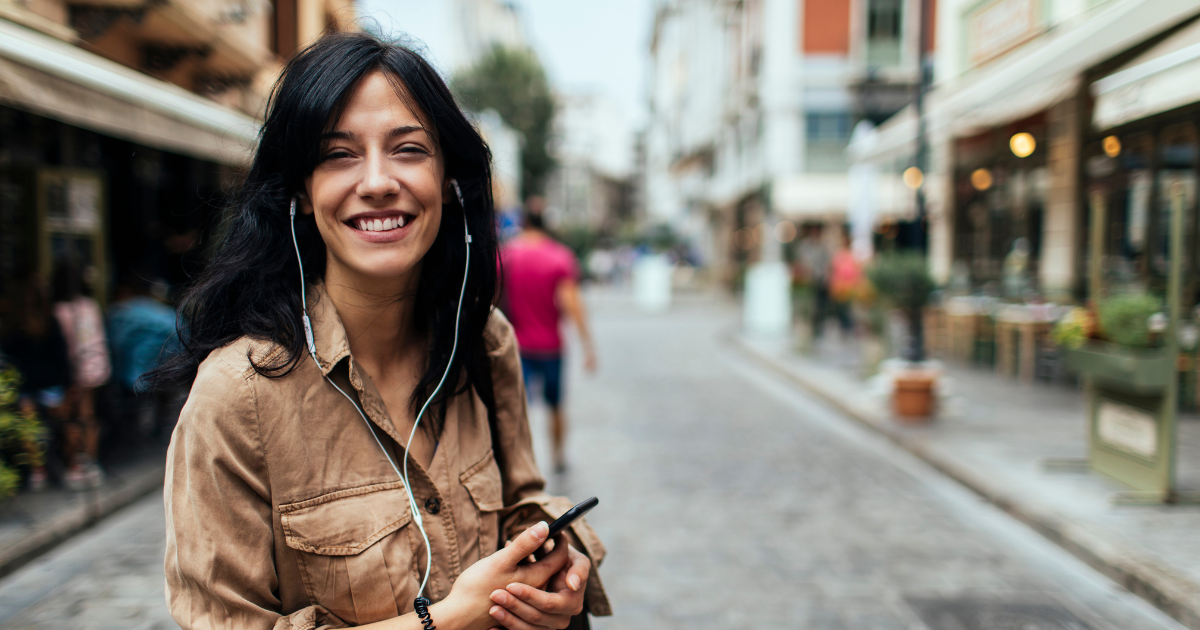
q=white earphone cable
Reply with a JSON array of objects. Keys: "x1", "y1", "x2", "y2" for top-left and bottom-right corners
[{"x1": 289, "y1": 184, "x2": 472, "y2": 601}]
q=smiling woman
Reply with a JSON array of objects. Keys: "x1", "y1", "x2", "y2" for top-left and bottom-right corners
[{"x1": 146, "y1": 32, "x2": 610, "y2": 630}]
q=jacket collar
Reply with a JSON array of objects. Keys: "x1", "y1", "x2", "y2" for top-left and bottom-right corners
[{"x1": 305, "y1": 282, "x2": 352, "y2": 376}]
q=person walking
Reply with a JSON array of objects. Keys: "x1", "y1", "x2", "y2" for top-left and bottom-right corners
[
  {"x1": 51, "y1": 261, "x2": 111, "y2": 490},
  {"x1": 500, "y1": 201, "x2": 596, "y2": 473},
  {"x1": 147, "y1": 33, "x2": 608, "y2": 630}
]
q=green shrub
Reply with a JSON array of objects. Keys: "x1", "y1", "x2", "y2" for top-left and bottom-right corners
[
  {"x1": 0, "y1": 367, "x2": 45, "y2": 499},
  {"x1": 1098, "y1": 293, "x2": 1161, "y2": 348},
  {"x1": 867, "y1": 252, "x2": 935, "y2": 311}
]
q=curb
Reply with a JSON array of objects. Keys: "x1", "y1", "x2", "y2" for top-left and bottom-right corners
[
  {"x1": 0, "y1": 464, "x2": 165, "y2": 580},
  {"x1": 729, "y1": 334, "x2": 1200, "y2": 630}
]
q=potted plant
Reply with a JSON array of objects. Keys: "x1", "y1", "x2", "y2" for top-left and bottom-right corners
[
  {"x1": 1060, "y1": 293, "x2": 1174, "y2": 393},
  {"x1": 867, "y1": 252, "x2": 938, "y2": 419}
]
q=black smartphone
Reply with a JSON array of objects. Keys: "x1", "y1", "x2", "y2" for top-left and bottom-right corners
[{"x1": 547, "y1": 497, "x2": 598, "y2": 538}]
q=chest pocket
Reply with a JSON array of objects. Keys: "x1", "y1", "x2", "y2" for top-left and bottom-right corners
[
  {"x1": 460, "y1": 449, "x2": 504, "y2": 559},
  {"x1": 279, "y1": 481, "x2": 415, "y2": 625}
]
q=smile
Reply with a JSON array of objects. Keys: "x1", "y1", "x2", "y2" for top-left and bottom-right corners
[{"x1": 344, "y1": 211, "x2": 416, "y2": 234}]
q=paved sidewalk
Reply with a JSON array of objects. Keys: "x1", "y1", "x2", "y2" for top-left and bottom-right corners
[
  {"x1": 0, "y1": 491, "x2": 173, "y2": 630},
  {"x1": 734, "y1": 332, "x2": 1200, "y2": 630},
  {"x1": 0, "y1": 447, "x2": 166, "y2": 579}
]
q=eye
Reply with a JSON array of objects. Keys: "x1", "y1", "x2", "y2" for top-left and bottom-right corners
[
  {"x1": 322, "y1": 150, "x2": 353, "y2": 161},
  {"x1": 399, "y1": 146, "x2": 429, "y2": 156}
]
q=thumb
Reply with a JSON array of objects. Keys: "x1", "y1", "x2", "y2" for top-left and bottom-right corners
[{"x1": 495, "y1": 522, "x2": 549, "y2": 566}]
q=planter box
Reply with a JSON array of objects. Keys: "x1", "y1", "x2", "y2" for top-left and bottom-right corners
[{"x1": 1066, "y1": 341, "x2": 1174, "y2": 394}]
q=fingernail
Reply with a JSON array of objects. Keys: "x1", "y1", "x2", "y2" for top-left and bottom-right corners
[
  {"x1": 506, "y1": 583, "x2": 523, "y2": 595},
  {"x1": 490, "y1": 606, "x2": 504, "y2": 619},
  {"x1": 534, "y1": 521, "x2": 548, "y2": 538},
  {"x1": 568, "y1": 575, "x2": 581, "y2": 591},
  {"x1": 491, "y1": 591, "x2": 507, "y2": 604}
]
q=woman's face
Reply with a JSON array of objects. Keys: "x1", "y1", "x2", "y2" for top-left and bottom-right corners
[{"x1": 304, "y1": 71, "x2": 446, "y2": 288}]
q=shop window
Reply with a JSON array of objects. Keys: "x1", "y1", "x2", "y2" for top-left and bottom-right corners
[{"x1": 1154, "y1": 123, "x2": 1197, "y2": 283}]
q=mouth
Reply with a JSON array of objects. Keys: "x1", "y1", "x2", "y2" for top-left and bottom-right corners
[{"x1": 344, "y1": 211, "x2": 416, "y2": 234}]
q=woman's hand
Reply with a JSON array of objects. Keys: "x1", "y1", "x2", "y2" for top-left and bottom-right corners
[
  {"x1": 438, "y1": 522, "x2": 569, "y2": 630},
  {"x1": 485, "y1": 537, "x2": 590, "y2": 630}
]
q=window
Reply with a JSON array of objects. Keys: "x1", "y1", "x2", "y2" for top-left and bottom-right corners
[
  {"x1": 806, "y1": 113, "x2": 851, "y2": 142},
  {"x1": 866, "y1": 0, "x2": 903, "y2": 67},
  {"x1": 867, "y1": 0, "x2": 903, "y2": 41}
]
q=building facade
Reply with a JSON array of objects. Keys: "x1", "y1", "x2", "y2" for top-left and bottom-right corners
[
  {"x1": 645, "y1": 0, "x2": 926, "y2": 286},
  {"x1": 0, "y1": 0, "x2": 352, "y2": 323},
  {"x1": 854, "y1": 0, "x2": 1200, "y2": 301}
]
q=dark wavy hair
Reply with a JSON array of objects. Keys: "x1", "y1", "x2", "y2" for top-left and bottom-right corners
[{"x1": 147, "y1": 32, "x2": 499, "y2": 426}]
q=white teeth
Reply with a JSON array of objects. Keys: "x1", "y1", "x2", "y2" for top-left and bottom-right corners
[{"x1": 355, "y1": 217, "x2": 408, "y2": 231}]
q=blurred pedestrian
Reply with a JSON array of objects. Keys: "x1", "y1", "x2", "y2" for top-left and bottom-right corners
[
  {"x1": 51, "y1": 260, "x2": 110, "y2": 490},
  {"x1": 145, "y1": 33, "x2": 606, "y2": 630},
  {"x1": 797, "y1": 224, "x2": 833, "y2": 337},
  {"x1": 1, "y1": 275, "x2": 69, "y2": 491},
  {"x1": 501, "y1": 197, "x2": 596, "y2": 473},
  {"x1": 829, "y1": 229, "x2": 864, "y2": 336},
  {"x1": 107, "y1": 271, "x2": 179, "y2": 442}
]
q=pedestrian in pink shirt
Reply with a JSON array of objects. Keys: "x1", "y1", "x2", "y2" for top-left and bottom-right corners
[{"x1": 500, "y1": 198, "x2": 596, "y2": 472}]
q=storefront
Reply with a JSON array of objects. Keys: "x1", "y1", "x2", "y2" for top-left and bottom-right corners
[
  {"x1": 0, "y1": 18, "x2": 257, "y2": 322},
  {"x1": 1088, "y1": 17, "x2": 1200, "y2": 303},
  {"x1": 950, "y1": 113, "x2": 1048, "y2": 297}
]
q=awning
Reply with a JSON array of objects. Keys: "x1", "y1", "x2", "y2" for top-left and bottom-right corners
[
  {"x1": 1092, "y1": 18, "x2": 1200, "y2": 130},
  {"x1": 853, "y1": 0, "x2": 1200, "y2": 163},
  {"x1": 772, "y1": 172, "x2": 911, "y2": 220},
  {"x1": 0, "y1": 18, "x2": 259, "y2": 165}
]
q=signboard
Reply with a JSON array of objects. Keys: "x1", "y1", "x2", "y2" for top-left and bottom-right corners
[
  {"x1": 965, "y1": 0, "x2": 1043, "y2": 67},
  {"x1": 1097, "y1": 400, "x2": 1157, "y2": 459}
]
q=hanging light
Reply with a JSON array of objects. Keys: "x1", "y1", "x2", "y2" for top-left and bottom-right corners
[
  {"x1": 903, "y1": 166, "x2": 924, "y2": 190},
  {"x1": 970, "y1": 168, "x2": 993, "y2": 191},
  {"x1": 1103, "y1": 135, "x2": 1121, "y2": 158},
  {"x1": 1010, "y1": 132, "x2": 1036, "y2": 158}
]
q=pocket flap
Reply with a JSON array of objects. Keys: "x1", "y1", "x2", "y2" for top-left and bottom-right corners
[
  {"x1": 460, "y1": 450, "x2": 504, "y2": 512},
  {"x1": 279, "y1": 481, "x2": 412, "y2": 556}
]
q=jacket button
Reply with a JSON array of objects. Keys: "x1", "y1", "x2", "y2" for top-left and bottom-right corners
[{"x1": 424, "y1": 497, "x2": 441, "y2": 515}]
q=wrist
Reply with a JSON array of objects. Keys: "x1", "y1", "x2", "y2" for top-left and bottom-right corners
[{"x1": 429, "y1": 596, "x2": 482, "y2": 630}]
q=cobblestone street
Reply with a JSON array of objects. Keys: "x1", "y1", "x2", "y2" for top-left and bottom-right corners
[{"x1": 0, "y1": 292, "x2": 1189, "y2": 629}]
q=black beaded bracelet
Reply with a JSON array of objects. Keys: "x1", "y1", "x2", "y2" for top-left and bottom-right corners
[{"x1": 413, "y1": 596, "x2": 436, "y2": 630}]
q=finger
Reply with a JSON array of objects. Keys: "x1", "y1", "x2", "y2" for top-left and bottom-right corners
[
  {"x1": 489, "y1": 605, "x2": 558, "y2": 630},
  {"x1": 563, "y1": 549, "x2": 590, "y2": 592},
  {"x1": 546, "y1": 546, "x2": 590, "y2": 592},
  {"x1": 504, "y1": 581, "x2": 585, "y2": 617},
  {"x1": 495, "y1": 522, "x2": 549, "y2": 567},
  {"x1": 513, "y1": 535, "x2": 569, "y2": 587},
  {"x1": 491, "y1": 589, "x2": 571, "y2": 629}
]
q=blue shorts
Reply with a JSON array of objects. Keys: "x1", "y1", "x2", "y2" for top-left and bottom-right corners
[{"x1": 521, "y1": 354, "x2": 563, "y2": 407}]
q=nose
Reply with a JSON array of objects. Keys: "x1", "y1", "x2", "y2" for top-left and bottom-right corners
[{"x1": 356, "y1": 151, "x2": 400, "y2": 202}]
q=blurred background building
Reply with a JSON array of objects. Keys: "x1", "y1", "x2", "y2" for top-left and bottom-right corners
[
  {"x1": 644, "y1": 0, "x2": 924, "y2": 288},
  {"x1": 852, "y1": 0, "x2": 1200, "y2": 301},
  {"x1": 0, "y1": 0, "x2": 352, "y2": 319}
]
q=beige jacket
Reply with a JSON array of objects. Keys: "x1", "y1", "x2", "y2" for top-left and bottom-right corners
[{"x1": 164, "y1": 284, "x2": 610, "y2": 629}]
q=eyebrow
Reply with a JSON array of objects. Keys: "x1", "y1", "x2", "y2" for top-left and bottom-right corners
[{"x1": 320, "y1": 125, "x2": 427, "y2": 142}]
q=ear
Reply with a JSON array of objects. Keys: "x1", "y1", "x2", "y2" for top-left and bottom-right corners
[{"x1": 297, "y1": 192, "x2": 315, "y2": 216}]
